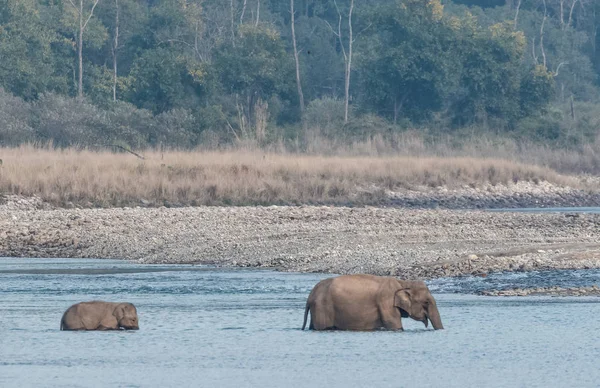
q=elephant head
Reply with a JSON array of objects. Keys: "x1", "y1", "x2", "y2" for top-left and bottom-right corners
[
  {"x1": 113, "y1": 303, "x2": 139, "y2": 330},
  {"x1": 394, "y1": 281, "x2": 444, "y2": 330}
]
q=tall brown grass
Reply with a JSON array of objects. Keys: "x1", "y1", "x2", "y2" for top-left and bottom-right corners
[
  {"x1": 289, "y1": 131, "x2": 600, "y2": 175},
  {"x1": 0, "y1": 143, "x2": 591, "y2": 207}
]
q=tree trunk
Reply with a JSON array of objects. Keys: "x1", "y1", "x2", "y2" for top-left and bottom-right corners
[
  {"x1": 393, "y1": 95, "x2": 406, "y2": 124},
  {"x1": 230, "y1": 0, "x2": 236, "y2": 46},
  {"x1": 540, "y1": 0, "x2": 547, "y2": 68},
  {"x1": 559, "y1": 0, "x2": 565, "y2": 28},
  {"x1": 78, "y1": 0, "x2": 84, "y2": 98},
  {"x1": 343, "y1": 0, "x2": 354, "y2": 124},
  {"x1": 194, "y1": 21, "x2": 200, "y2": 60},
  {"x1": 290, "y1": 0, "x2": 305, "y2": 118},
  {"x1": 255, "y1": 0, "x2": 260, "y2": 26},
  {"x1": 112, "y1": 0, "x2": 119, "y2": 101},
  {"x1": 240, "y1": 0, "x2": 247, "y2": 24},
  {"x1": 567, "y1": 0, "x2": 578, "y2": 29},
  {"x1": 328, "y1": 0, "x2": 355, "y2": 124},
  {"x1": 513, "y1": 0, "x2": 522, "y2": 29},
  {"x1": 67, "y1": 0, "x2": 101, "y2": 98}
]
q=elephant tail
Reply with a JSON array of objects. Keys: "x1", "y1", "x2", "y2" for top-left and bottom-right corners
[
  {"x1": 302, "y1": 304, "x2": 310, "y2": 330},
  {"x1": 60, "y1": 311, "x2": 67, "y2": 331}
]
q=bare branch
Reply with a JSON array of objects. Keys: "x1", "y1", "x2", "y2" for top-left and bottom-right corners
[
  {"x1": 230, "y1": 0, "x2": 236, "y2": 46},
  {"x1": 353, "y1": 23, "x2": 372, "y2": 43},
  {"x1": 255, "y1": 0, "x2": 260, "y2": 26},
  {"x1": 157, "y1": 38, "x2": 195, "y2": 49},
  {"x1": 323, "y1": 19, "x2": 340, "y2": 37},
  {"x1": 240, "y1": 0, "x2": 247, "y2": 24},
  {"x1": 223, "y1": 116, "x2": 241, "y2": 142},
  {"x1": 513, "y1": 0, "x2": 522, "y2": 29},
  {"x1": 112, "y1": 0, "x2": 119, "y2": 101},
  {"x1": 567, "y1": 0, "x2": 578, "y2": 28},
  {"x1": 333, "y1": 0, "x2": 346, "y2": 62},
  {"x1": 540, "y1": 0, "x2": 547, "y2": 68},
  {"x1": 67, "y1": 0, "x2": 81, "y2": 15},
  {"x1": 82, "y1": 0, "x2": 101, "y2": 31},
  {"x1": 553, "y1": 61, "x2": 569, "y2": 76},
  {"x1": 290, "y1": 0, "x2": 305, "y2": 116},
  {"x1": 559, "y1": 0, "x2": 565, "y2": 28},
  {"x1": 108, "y1": 144, "x2": 145, "y2": 159},
  {"x1": 345, "y1": 0, "x2": 353, "y2": 124}
]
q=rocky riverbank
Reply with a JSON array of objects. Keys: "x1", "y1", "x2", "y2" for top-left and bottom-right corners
[
  {"x1": 2, "y1": 195, "x2": 600, "y2": 280},
  {"x1": 385, "y1": 180, "x2": 600, "y2": 209}
]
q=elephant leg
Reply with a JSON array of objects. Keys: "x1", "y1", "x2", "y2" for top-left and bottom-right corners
[
  {"x1": 98, "y1": 316, "x2": 118, "y2": 330},
  {"x1": 309, "y1": 304, "x2": 335, "y2": 330},
  {"x1": 380, "y1": 308, "x2": 403, "y2": 331}
]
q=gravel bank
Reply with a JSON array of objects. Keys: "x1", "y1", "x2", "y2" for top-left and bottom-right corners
[
  {"x1": 2, "y1": 195, "x2": 600, "y2": 279},
  {"x1": 386, "y1": 180, "x2": 600, "y2": 209}
]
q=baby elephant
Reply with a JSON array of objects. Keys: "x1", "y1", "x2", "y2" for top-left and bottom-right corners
[{"x1": 60, "y1": 301, "x2": 139, "y2": 331}]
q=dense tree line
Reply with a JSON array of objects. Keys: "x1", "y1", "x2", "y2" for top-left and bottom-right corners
[{"x1": 0, "y1": 0, "x2": 598, "y2": 148}]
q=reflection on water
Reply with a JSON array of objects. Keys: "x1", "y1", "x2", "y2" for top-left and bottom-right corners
[{"x1": 1, "y1": 258, "x2": 599, "y2": 388}]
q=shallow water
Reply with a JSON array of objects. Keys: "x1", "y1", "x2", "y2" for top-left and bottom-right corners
[
  {"x1": 1, "y1": 258, "x2": 599, "y2": 388},
  {"x1": 427, "y1": 268, "x2": 600, "y2": 294}
]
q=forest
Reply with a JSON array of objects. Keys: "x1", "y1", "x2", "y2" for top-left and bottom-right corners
[{"x1": 0, "y1": 0, "x2": 599, "y2": 150}]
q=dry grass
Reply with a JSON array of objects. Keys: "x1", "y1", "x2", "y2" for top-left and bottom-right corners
[
  {"x1": 293, "y1": 131, "x2": 600, "y2": 175},
  {"x1": 0, "y1": 144, "x2": 587, "y2": 207}
]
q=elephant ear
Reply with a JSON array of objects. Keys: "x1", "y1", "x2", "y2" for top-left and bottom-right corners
[
  {"x1": 394, "y1": 290, "x2": 412, "y2": 312},
  {"x1": 113, "y1": 304, "x2": 125, "y2": 321}
]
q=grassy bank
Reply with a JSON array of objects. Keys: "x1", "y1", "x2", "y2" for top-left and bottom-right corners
[{"x1": 0, "y1": 145, "x2": 591, "y2": 207}]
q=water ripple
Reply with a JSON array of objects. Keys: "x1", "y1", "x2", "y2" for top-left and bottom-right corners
[{"x1": 2, "y1": 258, "x2": 600, "y2": 388}]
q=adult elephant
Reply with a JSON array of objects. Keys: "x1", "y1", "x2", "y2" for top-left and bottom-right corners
[
  {"x1": 302, "y1": 275, "x2": 443, "y2": 331},
  {"x1": 60, "y1": 301, "x2": 139, "y2": 331}
]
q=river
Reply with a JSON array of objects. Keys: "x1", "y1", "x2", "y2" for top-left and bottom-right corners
[{"x1": 1, "y1": 258, "x2": 599, "y2": 388}]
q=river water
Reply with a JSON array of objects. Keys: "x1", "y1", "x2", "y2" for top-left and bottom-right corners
[{"x1": 1, "y1": 258, "x2": 599, "y2": 388}]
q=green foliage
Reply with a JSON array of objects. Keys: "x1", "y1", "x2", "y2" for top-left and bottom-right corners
[
  {"x1": 520, "y1": 65, "x2": 555, "y2": 117},
  {"x1": 343, "y1": 114, "x2": 396, "y2": 141},
  {"x1": 0, "y1": 0, "x2": 65, "y2": 99},
  {"x1": 103, "y1": 101, "x2": 153, "y2": 148},
  {"x1": 0, "y1": 0, "x2": 597, "y2": 148},
  {"x1": 358, "y1": 3, "x2": 548, "y2": 128},
  {"x1": 84, "y1": 64, "x2": 114, "y2": 104},
  {"x1": 358, "y1": 0, "x2": 460, "y2": 122},
  {"x1": 452, "y1": 20, "x2": 526, "y2": 125},
  {"x1": 127, "y1": 47, "x2": 194, "y2": 113},
  {"x1": 0, "y1": 91, "x2": 199, "y2": 149},
  {"x1": 32, "y1": 93, "x2": 108, "y2": 147},
  {"x1": 0, "y1": 88, "x2": 34, "y2": 145},
  {"x1": 213, "y1": 24, "x2": 294, "y2": 130},
  {"x1": 304, "y1": 97, "x2": 347, "y2": 136},
  {"x1": 517, "y1": 8, "x2": 597, "y2": 101},
  {"x1": 214, "y1": 25, "x2": 291, "y2": 103},
  {"x1": 154, "y1": 108, "x2": 198, "y2": 146},
  {"x1": 294, "y1": 15, "x2": 344, "y2": 101}
]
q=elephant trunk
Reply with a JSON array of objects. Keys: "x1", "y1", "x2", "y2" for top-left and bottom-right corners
[{"x1": 427, "y1": 304, "x2": 444, "y2": 330}]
